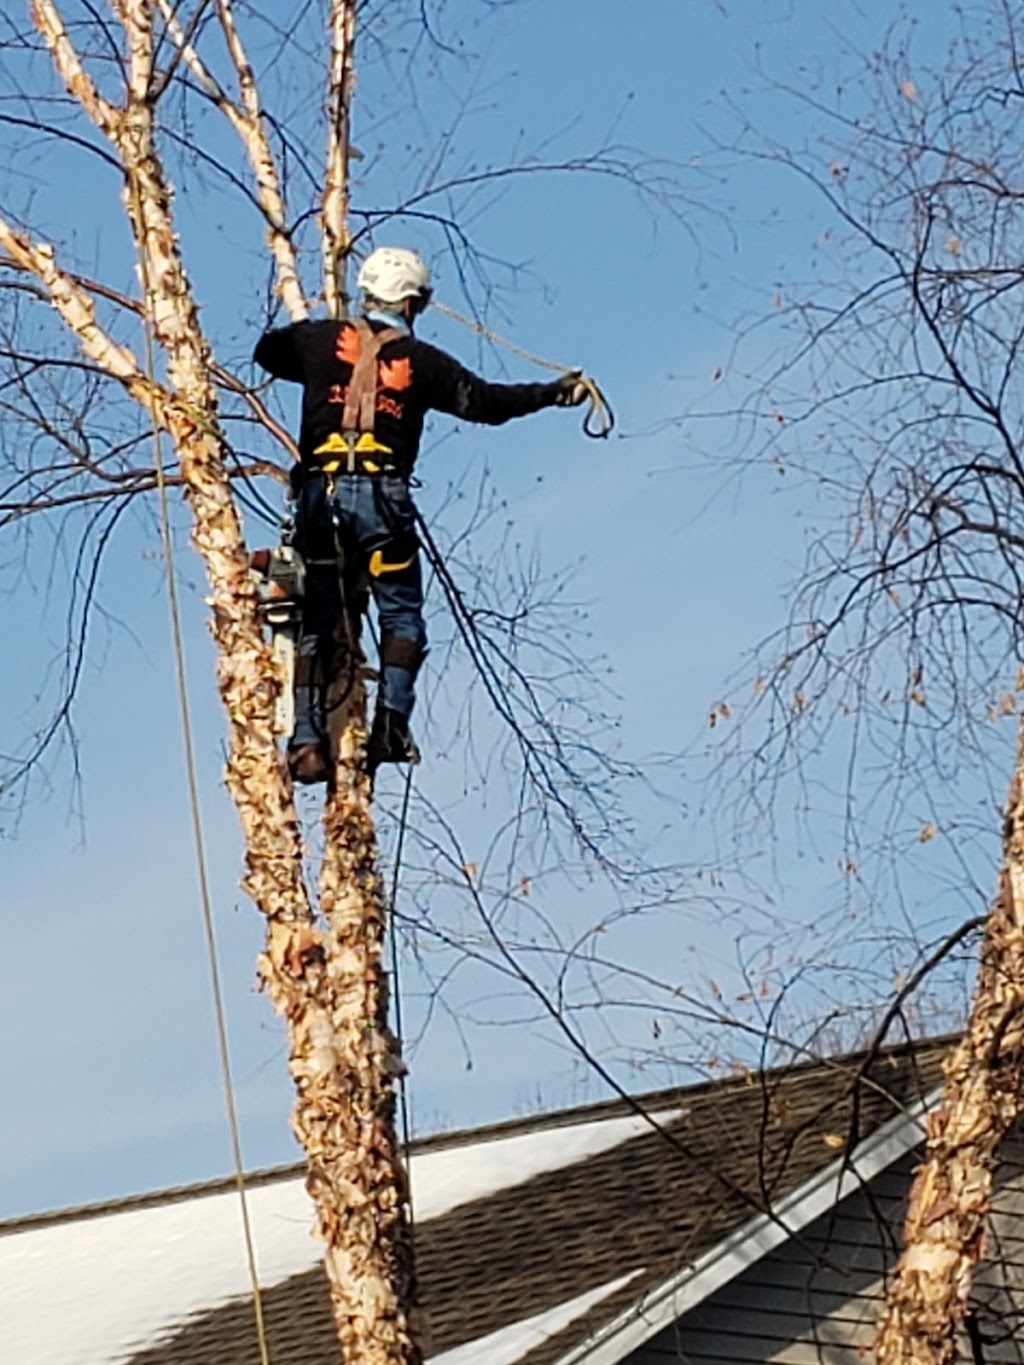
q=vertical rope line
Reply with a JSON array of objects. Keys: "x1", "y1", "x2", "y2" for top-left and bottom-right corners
[
  {"x1": 129, "y1": 177, "x2": 272, "y2": 1365},
  {"x1": 388, "y1": 763, "x2": 416, "y2": 1229}
]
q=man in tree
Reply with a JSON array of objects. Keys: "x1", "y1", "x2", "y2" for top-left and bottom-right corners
[{"x1": 255, "y1": 246, "x2": 588, "y2": 783}]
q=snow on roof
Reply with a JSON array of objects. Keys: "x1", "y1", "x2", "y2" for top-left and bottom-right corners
[
  {"x1": 429, "y1": 1271, "x2": 643, "y2": 1365},
  {"x1": 1, "y1": 1107, "x2": 680, "y2": 1365},
  {"x1": 410, "y1": 1106, "x2": 682, "y2": 1221}
]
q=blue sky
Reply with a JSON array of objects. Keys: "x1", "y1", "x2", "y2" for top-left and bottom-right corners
[{"x1": 0, "y1": 0, "x2": 998, "y2": 1218}]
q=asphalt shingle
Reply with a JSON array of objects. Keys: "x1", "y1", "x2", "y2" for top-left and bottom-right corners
[{"x1": 104, "y1": 1034, "x2": 947, "y2": 1365}]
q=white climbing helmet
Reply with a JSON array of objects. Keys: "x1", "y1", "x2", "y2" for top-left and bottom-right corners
[{"x1": 357, "y1": 247, "x2": 432, "y2": 306}]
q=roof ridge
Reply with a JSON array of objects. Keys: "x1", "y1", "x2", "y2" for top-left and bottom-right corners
[{"x1": 0, "y1": 1029, "x2": 954, "y2": 1235}]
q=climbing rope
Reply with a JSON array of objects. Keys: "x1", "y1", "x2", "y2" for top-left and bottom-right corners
[
  {"x1": 129, "y1": 179, "x2": 273, "y2": 1365},
  {"x1": 432, "y1": 300, "x2": 616, "y2": 439},
  {"x1": 387, "y1": 764, "x2": 416, "y2": 1229},
  {"x1": 377, "y1": 296, "x2": 613, "y2": 1207}
]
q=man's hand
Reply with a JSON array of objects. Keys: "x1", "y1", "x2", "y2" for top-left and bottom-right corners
[{"x1": 553, "y1": 370, "x2": 588, "y2": 407}]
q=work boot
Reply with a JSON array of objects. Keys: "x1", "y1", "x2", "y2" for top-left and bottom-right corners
[
  {"x1": 366, "y1": 708, "x2": 420, "y2": 774},
  {"x1": 288, "y1": 740, "x2": 332, "y2": 785}
]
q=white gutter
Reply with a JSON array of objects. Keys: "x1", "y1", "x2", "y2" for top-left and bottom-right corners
[{"x1": 553, "y1": 1088, "x2": 938, "y2": 1365}]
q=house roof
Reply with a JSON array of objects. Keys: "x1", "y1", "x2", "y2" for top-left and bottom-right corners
[{"x1": 0, "y1": 1033, "x2": 950, "y2": 1365}]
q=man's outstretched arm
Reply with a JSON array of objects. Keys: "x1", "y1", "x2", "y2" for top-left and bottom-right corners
[{"x1": 415, "y1": 340, "x2": 574, "y2": 425}]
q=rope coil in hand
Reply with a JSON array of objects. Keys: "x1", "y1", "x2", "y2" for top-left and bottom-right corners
[{"x1": 432, "y1": 300, "x2": 615, "y2": 439}]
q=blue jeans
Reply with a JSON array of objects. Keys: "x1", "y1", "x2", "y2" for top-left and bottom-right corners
[{"x1": 290, "y1": 471, "x2": 426, "y2": 747}]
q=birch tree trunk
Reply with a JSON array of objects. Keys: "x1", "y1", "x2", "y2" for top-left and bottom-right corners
[
  {"x1": 6, "y1": 2, "x2": 419, "y2": 1360},
  {"x1": 875, "y1": 668, "x2": 1024, "y2": 1363}
]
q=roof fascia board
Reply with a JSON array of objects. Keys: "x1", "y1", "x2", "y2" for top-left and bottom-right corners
[{"x1": 553, "y1": 1087, "x2": 937, "y2": 1365}]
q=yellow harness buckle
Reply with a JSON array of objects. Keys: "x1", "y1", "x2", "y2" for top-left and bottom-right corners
[{"x1": 313, "y1": 431, "x2": 393, "y2": 466}]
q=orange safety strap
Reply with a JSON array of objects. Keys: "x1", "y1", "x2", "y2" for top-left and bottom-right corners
[{"x1": 342, "y1": 318, "x2": 403, "y2": 434}]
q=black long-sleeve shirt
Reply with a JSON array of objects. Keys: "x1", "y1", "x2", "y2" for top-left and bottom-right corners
[{"x1": 254, "y1": 317, "x2": 559, "y2": 474}]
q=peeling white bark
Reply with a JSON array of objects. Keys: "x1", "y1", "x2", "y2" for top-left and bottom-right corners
[
  {"x1": 20, "y1": 3, "x2": 419, "y2": 1360},
  {"x1": 323, "y1": 0, "x2": 357, "y2": 317},
  {"x1": 0, "y1": 224, "x2": 162, "y2": 406},
  {"x1": 154, "y1": 0, "x2": 309, "y2": 321},
  {"x1": 312, "y1": 733, "x2": 419, "y2": 1360},
  {"x1": 30, "y1": 0, "x2": 118, "y2": 131},
  {"x1": 876, "y1": 671, "x2": 1024, "y2": 1363}
]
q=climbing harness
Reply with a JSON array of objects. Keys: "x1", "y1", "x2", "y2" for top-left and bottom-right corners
[
  {"x1": 296, "y1": 315, "x2": 419, "y2": 607},
  {"x1": 341, "y1": 318, "x2": 403, "y2": 431},
  {"x1": 269, "y1": 315, "x2": 425, "y2": 760},
  {"x1": 311, "y1": 436, "x2": 395, "y2": 478},
  {"x1": 309, "y1": 318, "x2": 404, "y2": 479},
  {"x1": 255, "y1": 303, "x2": 612, "y2": 767},
  {"x1": 431, "y1": 300, "x2": 616, "y2": 439}
]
